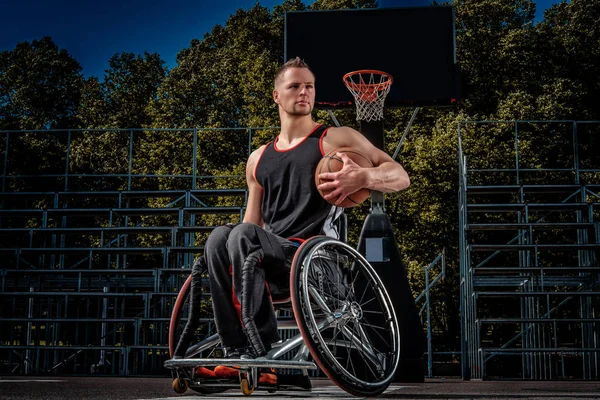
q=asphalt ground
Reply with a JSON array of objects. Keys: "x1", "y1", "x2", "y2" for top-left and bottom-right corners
[{"x1": 1, "y1": 376, "x2": 599, "y2": 400}]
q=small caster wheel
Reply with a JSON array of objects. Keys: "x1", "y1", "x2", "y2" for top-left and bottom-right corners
[
  {"x1": 268, "y1": 389, "x2": 277, "y2": 393},
  {"x1": 172, "y1": 378, "x2": 188, "y2": 394},
  {"x1": 240, "y1": 378, "x2": 254, "y2": 396}
]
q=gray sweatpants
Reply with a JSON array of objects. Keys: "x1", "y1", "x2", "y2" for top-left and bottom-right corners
[{"x1": 205, "y1": 223, "x2": 299, "y2": 348}]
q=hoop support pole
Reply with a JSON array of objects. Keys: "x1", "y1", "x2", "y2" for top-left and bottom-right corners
[
  {"x1": 327, "y1": 110, "x2": 341, "y2": 127},
  {"x1": 392, "y1": 107, "x2": 420, "y2": 160}
]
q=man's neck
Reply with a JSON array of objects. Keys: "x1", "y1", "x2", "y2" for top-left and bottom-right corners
[{"x1": 278, "y1": 115, "x2": 319, "y2": 148}]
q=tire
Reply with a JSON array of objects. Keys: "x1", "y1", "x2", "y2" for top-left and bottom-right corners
[
  {"x1": 168, "y1": 274, "x2": 192, "y2": 358},
  {"x1": 169, "y1": 274, "x2": 221, "y2": 359},
  {"x1": 169, "y1": 274, "x2": 227, "y2": 394},
  {"x1": 290, "y1": 236, "x2": 400, "y2": 396}
]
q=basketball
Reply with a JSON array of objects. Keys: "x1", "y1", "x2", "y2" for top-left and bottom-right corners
[{"x1": 315, "y1": 147, "x2": 373, "y2": 208}]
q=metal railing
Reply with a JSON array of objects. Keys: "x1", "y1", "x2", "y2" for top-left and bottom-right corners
[
  {"x1": 415, "y1": 249, "x2": 446, "y2": 377},
  {"x1": 0, "y1": 127, "x2": 279, "y2": 192},
  {"x1": 0, "y1": 128, "x2": 265, "y2": 375},
  {"x1": 458, "y1": 120, "x2": 600, "y2": 380}
]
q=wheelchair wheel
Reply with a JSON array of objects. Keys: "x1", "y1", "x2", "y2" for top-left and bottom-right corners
[
  {"x1": 169, "y1": 274, "x2": 220, "y2": 359},
  {"x1": 169, "y1": 274, "x2": 227, "y2": 394},
  {"x1": 290, "y1": 236, "x2": 400, "y2": 396},
  {"x1": 168, "y1": 274, "x2": 192, "y2": 358}
]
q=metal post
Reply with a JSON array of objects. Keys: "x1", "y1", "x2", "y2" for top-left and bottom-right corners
[
  {"x1": 392, "y1": 107, "x2": 420, "y2": 161},
  {"x1": 515, "y1": 121, "x2": 520, "y2": 185},
  {"x1": 327, "y1": 110, "x2": 341, "y2": 127},
  {"x1": 192, "y1": 128, "x2": 198, "y2": 189},
  {"x1": 573, "y1": 121, "x2": 580, "y2": 185},
  {"x1": 99, "y1": 287, "x2": 109, "y2": 369},
  {"x1": 2, "y1": 132, "x2": 9, "y2": 192},
  {"x1": 65, "y1": 130, "x2": 71, "y2": 191},
  {"x1": 26, "y1": 287, "x2": 34, "y2": 375},
  {"x1": 128, "y1": 130, "x2": 133, "y2": 191},
  {"x1": 458, "y1": 125, "x2": 471, "y2": 379},
  {"x1": 425, "y1": 266, "x2": 432, "y2": 377}
]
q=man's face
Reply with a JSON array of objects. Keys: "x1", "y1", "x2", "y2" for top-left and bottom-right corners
[{"x1": 273, "y1": 67, "x2": 315, "y2": 116}]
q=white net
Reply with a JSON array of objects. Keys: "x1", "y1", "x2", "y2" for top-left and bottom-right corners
[{"x1": 343, "y1": 70, "x2": 393, "y2": 122}]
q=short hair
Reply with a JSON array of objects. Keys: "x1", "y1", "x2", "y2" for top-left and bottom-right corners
[{"x1": 274, "y1": 57, "x2": 314, "y2": 87}]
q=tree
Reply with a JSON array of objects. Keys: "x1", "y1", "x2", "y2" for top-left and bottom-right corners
[
  {"x1": 69, "y1": 51, "x2": 167, "y2": 188},
  {"x1": 454, "y1": 0, "x2": 536, "y2": 114},
  {"x1": 310, "y1": 0, "x2": 377, "y2": 10},
  {"x1": 0, "y1": 36, "x2": 83, "y2": 130},
  {"x1": 0, "y1": 37, "x2": 82, "y2": 193},
  {"x1": 536, "y1": 0, "x2": 600, "y2": 120},
  {"x1": 146, "y1": 3, "x2": 289, "y2": 189},
  {"x1": 77, "y1": 51, "x2": 167, "y2": 129}
]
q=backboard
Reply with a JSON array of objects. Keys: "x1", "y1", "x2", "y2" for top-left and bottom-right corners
[{"x1": 284, "y1": 6, "x2": 460, "y2": 109}]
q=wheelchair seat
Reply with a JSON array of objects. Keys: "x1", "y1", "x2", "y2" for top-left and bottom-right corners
[{"x1": 270, "y1": 212, "x2": 347, "y2": 306}]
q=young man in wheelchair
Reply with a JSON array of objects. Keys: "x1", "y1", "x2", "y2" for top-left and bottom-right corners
[{"x1": 172, "y1": 57, "x2": 410, "y2": 369}]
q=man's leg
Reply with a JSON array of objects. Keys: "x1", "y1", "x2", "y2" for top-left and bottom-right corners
[
  {"x1": 205, "y1": 225, "x2": 247, "y2": 351},
  {"x1": 227, "y1": 223, "x2": 298, "y2": 355}
]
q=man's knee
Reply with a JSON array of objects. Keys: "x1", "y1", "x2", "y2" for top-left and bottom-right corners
[
  {"x1": 226, "y1": 223, "x2": 260, "y2": 251},
  {"x1": 205, "y1": 225, "x2": 234, "y2": 276},
  {"x1": 206, "y1": 225, "x2": 233, "y2": 252}
]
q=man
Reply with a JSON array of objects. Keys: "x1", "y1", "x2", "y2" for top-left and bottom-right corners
[{"x1": 173, "y1": 57, "x2": 410, "y2": 363}]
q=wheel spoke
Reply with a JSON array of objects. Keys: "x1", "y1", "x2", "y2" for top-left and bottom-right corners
[
  {"x1": 340, "y1": 322, "x2": 383, "y2": 370},
  {"x1": 293, "y1": 237, "x2": 400, "y2": 395}
]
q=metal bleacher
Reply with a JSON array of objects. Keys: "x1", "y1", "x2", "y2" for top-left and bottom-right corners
[
  {"x1": 0, "y1": 127, "x2": 279, "y2": 376},
  {"x1": 458, "y1": 120, "x2": 600, "y2": 380}
]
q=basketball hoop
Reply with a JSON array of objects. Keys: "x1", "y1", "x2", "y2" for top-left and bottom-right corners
[{"x1": 343, "y1": 70, "x2": 393, "y2": 122}]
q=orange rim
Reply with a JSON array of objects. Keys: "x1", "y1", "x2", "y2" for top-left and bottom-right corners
[{"x1": 342, "y1": 69, "x2": 393, "y2": 92}]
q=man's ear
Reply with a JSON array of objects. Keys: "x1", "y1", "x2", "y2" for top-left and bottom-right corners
[{"x1": 273, "y1": 89, "x2": 279, "y2": 104}]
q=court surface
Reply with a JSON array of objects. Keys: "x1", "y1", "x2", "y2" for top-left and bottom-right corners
[{"x1": 1, "y1": 376, "x2": 599, "y2": 399}]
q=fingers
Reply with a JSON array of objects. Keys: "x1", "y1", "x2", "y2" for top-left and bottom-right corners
[
  {"x1": 322, "y1": 190, "x2": 346, "y2": 205},
  {"x1": 317, "y1": 154, "x2": 359, "y2": 204},
  {"x1": 333, "y1": 194, "x2": 347, "y2": 205},
  {"x1": 318, "y1": 182, "x2": 349, "y2": 204},
  {"x1": 336, "y1": 152, "x2": 348, "y2": 161},
  {"x1": 318, "y1": 172, "x2": 336, "y2": 181}
]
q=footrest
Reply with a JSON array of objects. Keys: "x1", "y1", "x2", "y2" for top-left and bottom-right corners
[{"x1": 164, "y1": 358, "x2": 317, "y2": 370}]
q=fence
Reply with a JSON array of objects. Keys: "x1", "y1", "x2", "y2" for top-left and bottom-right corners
[{"x1": 458, "y1": 120, "x2": 600, "y2": 380}]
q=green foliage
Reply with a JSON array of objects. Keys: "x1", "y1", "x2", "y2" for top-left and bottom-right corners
[
  {"x1": 310, "y1": 0, "x2": 378, "y2": 10},
  {"x1": 455, "y1": 0, "x2": 536, "y2": 113},
  {"x1": 69, "y1": 52, "x2": 168, "y2": 189},
  {"x1": 0, "y1": 37, "x2": 83, "y2": 130},
  {"x1": 78, "y1": 52, "x2": 167, "y2": 129}
]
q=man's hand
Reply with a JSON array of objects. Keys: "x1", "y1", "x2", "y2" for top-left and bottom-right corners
[{"x1": 317, "y1": 152, "x2": 368, "y2": 206}]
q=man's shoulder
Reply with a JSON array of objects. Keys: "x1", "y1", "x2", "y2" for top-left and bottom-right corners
[
  {"x1": 322, "y1": 126, "x2": 361, "y2": 147},
  {"x1": 248, "y1": 144, "x2": 268, "y2": 163}
]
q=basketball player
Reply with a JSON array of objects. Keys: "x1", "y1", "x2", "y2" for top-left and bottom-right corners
[{"x1": 173, "y1": 57, "x2": 410, "y2": 366}]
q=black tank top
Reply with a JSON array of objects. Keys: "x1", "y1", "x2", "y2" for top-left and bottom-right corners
[{"x1": 254, "y1": 124, "x2": 339, "y2": 239}]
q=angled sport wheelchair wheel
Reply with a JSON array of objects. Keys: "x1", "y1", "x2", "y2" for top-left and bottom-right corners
[
  {"x1": 169, "y1": 274, "x2": 226, "y2": 394},
  {"x1": 169, "y1": 274, "x2": 220, "y2": 359},
  {"x1": 290, "y1": 236, "x2": 400, "y2": 397}
]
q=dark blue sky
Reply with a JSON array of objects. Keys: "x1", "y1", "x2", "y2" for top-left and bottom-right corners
[{"x1": 1, "y1": 0, "x2": 564, "y2": 79}]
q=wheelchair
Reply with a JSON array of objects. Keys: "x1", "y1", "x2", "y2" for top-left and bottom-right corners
[{"x1": 164, "y1": 232, "x2": 400, "y2": 397}]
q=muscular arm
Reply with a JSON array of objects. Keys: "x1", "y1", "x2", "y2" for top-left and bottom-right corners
[
  {"x1": 319, "y1": 126, "x2": 410, "y2": 203},
  {"x1": 242, "y1": 146, "x2": 265, "y2": 226}
]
